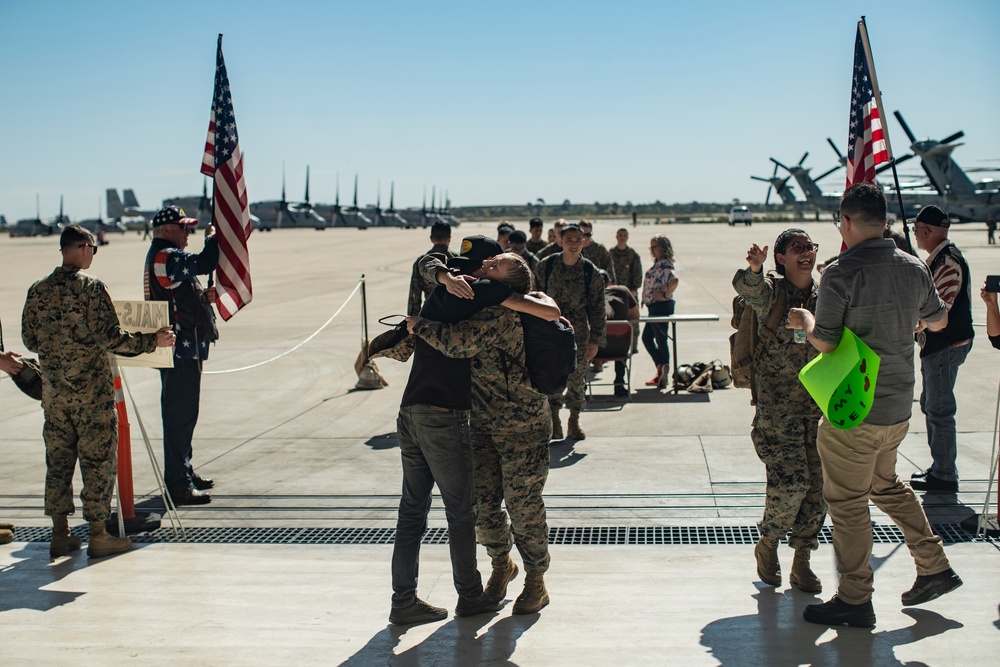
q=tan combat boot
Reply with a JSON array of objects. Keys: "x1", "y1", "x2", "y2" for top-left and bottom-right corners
[
  {"x1": 49, "y1": 515, "x2": 82, "y2": 557},
  {"x1": 484, "y1": 553, "x2": 519, "y2": 599},
  {"x1": 550, "y1": 406, "x2": 563, "y2": 440},
  {"x1": 0, "y1": 527, "x2": 13, "y2": 545},
  {"x1": 512, "y1": 574, "x2": 549, "y2": 615},
  {"x1": 789, "y1": 547, "x2": 822, "y2": 593},
  {"x1": 754, "y1": 536, "x2": 781, "y2": 586},
  {"x1": 567, "y1": 410, "x2": 585, "y2": 440},
  {"x1": 87, "y1": 521, "x2": 132, "y2": 558}
]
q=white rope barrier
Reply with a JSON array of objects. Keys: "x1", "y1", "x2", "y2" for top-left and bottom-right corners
[{"x1": 204, "y1": 279, "x2": 363, "y2": 375}]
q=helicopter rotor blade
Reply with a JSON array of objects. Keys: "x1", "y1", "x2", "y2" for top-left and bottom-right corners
[
  {"x1": 797, "y1": 152, "x2": 809, "y2": 167},
  {"x1": 765, "y1": 186, "x2": 772, "y2": 206},
  {"x1": 940, "y1": 131, "x2": 965, "y2": 145},
  {"x1": 769, "y1": 157, "x2": 791, "y2": 172},
  {"x1": 893, "y1": 111, "x2": 918, "y2": 144},
  {"x1": 826, "y1": 138, "x2": 845, "y2": 162},
  {"x1": 814, "y1": 164, "x2": 843, "y2": 181}
]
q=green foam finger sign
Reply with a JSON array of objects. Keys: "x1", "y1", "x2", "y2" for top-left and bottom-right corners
[{"x1": 798, "y1": 327, "x2": 880, "y2": 429}]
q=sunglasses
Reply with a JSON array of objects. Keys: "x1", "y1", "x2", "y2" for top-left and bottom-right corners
[
  {"x1": 77, "y1": 243, "x2": 98, "y2": 254},
  {"x1": 785, "y1": 242, "x2": 819, "y2": 254}
]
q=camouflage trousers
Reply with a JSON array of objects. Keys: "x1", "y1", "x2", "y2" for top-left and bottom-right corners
[
  {"x1": 751, "y1": 411, "x2": 826, "y2": 550},
  {"x1": 42, "y1": 402, "x2": 119, "y2": 522},
  {"x1": 472, "y1": 430, "x2": 551, "y2": 575},
  {"x1": 548, "y1": 344, "x2": 589, "y2": 412}
]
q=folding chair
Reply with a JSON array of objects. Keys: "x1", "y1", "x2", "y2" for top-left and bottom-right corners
[{"x1": 586, "y1": 320, "x2": 634, "y2": 400}]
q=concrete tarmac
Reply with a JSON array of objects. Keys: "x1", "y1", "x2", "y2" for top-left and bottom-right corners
[{"x1": 1, "y1": 220, "x2": 998, "y2": 665}]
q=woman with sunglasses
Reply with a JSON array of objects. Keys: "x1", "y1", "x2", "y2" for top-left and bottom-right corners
[
  {"x1": 733, "y1": 228, "x2": 826, "y2": 593},
  {"x1": 641, "y1": 234, "x2": 679, "y2": 388}
]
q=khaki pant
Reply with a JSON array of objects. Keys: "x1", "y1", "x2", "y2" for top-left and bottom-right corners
[{"x1": 817, "y1": 419, "x2": 951, "y2": 604}]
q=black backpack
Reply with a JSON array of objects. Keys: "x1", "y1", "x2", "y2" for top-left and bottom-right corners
[{"x1": 517, "y1": 313, "x2": 577, "y2": 395}]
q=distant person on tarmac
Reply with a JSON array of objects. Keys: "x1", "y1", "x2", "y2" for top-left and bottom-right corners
[
  {"x1": 526, "y1": 217, "x2": 547, "y2": 255},
  {"x1": 408, "y1": 221, "x2": 455, "y2": 316},
  {"x1": 609, "y1": 227, "x2": 643, "y2": 296}
]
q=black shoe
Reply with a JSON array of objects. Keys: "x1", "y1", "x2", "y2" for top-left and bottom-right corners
[
  {"x1": 901, "y1": 568, "x2": 963, "y2": 606},
  {"x1": 192, "y1": 473, "x2": 215, "y2": 490},
  {"x1": 910, "y1": 469, "x2": 931, "y2": 482},
  {"x1": 168, "y1": 485, "x2": 212, "y2": 506},
  {"x1": 909, "y1": 472, "x2": 958, "y2": 493},
  {"x1": 614, "y1": 385, "x2": 628, "y2": 397},
  {"x1": 803, "y1": 595, "x2": 876, "y2": 628},
  {"x1": 389, "y1": 597, "x2": 447, "y2": 626},
  {"x1": 455, "y1": 593, "x2": 503, "y2": 617}
]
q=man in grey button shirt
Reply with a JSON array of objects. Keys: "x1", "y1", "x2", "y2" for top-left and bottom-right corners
[{"x1": 788, "y1": 182, "x2": 962, "y2": 628}]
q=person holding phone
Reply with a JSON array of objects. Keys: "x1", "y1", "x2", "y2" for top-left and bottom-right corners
[{"x1": 982, "y1": 276, "x2": 1000, "y2": 350}]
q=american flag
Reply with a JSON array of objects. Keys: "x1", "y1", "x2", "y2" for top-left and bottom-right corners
[
  {"x1": 201, "y1": 34, "x2": 252, "y2": 320},
  {"x1": 845, "y1": 19, "x2": 893, "y2": 188}
]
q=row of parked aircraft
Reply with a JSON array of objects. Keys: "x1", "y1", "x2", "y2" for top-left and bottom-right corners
[
  {"x1": 752, "y1": 111, "x2": 1000, "y2": 222},
  {"x1": 3, "y1": 175, "x2": 460, "y2": 238}
]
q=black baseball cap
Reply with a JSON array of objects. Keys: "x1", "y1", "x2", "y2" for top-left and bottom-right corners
[
  {"x1": 153, "y1": 205, "x2": 199, "y2": 228},
  {"x1": 447, "y1": 235, "x2": 503, "y2": 274},
  {"x1": 914, "y1": 205, "x2": 950, "y2": 228}
]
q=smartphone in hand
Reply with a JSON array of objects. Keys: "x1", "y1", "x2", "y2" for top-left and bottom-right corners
[{"x1": 986, "y1": 275, "x2": 1000, "y2": 293}]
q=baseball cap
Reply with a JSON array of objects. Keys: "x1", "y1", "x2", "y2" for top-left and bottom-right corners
[
  {"x1": 561, "y1": 222, "x2": 583, "y2": 235},
  {"x1": 914, "y1": 205, "x2": 950, "y2": 228},
  {"x1": 447, "y1": 235, "x2": 503, "y2": 274},
  {"x1": 153, "y1": 205, "x2": 199, "y2": 228}
]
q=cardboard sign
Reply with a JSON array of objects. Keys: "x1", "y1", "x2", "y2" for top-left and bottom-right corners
[
  {"x1": 112, "y1": 300, "x2": 173, "y2": 368},
  {"x1": 798, "y1": 327, "x2": 880, "y2": 429}
]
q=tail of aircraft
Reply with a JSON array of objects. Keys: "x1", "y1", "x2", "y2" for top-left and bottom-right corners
[
  {"x1": 106, "y1": 189, "x2": 126, "y2": 219},
  {"x1": 122, "y1": 189, "x2": 141, "y2": 209},
  {"x1": 0, "y1": 215, "x2": 7, "y2": 227}
]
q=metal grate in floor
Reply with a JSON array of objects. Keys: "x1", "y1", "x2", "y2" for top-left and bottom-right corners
[{"x1": 9, "y1": 524, "x2": 995, "y2": 546}]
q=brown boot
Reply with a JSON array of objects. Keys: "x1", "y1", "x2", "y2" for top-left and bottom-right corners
[
  {"x1": 566, "y1": 410, "x2": 585, "y2": 440},
  {"x1": 754, "y1": 536, "x2": 781, "y2": 586},
  {"x1": 0, "y1": 521, "x2": 14, "y2": 530},
  {"x1": 49, "y1": 515, "x2": 82, "y2": 557},
  {"x1": 0, "y1": 529, "x2": 13, "y2": 545},
  {"x1": 87, "y1": 521, "x2": 131, "y2": 558},
  {"x1": 512, "y1": 574, "x2": 549, "y2": 615},
  {"x1": 550, "y1": 406, "x2": 563, "y2": 440},
  {"x1": 484, "y1": 554, "x2": 519, "y2": 599},
  {"x1": 789, "y1": 547, "x2": 822, "y2": 593}
]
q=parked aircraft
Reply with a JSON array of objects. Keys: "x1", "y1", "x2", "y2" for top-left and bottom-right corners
[
  {"x1": 250, "y1": 166, "x2": 327, "y2": 231},
  {"x1": 342, "y1": 175, "x2": 373, "y2": 229},
  {"x1": 750, "y1": 164, "x2": 797, "y2": 206}
]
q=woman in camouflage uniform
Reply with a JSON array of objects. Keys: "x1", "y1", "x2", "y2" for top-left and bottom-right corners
[{"x1": 733, "y1": 229, "x2": 826, "y2": 592}]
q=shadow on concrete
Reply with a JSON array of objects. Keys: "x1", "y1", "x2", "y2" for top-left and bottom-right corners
[
  {"x1": 365, "y1": 432, "x2": 399, "y2": 450},
  {"x1": 0, "y1": 542, "x2": 85, "y2": 613},
  {"x1": 700, "y1": 588, "x2": 963, "y2": 667},
  {"x1": 340, "y1": 610, "x2": 537, "y2": 666},
  {"x1": 549, "y1": 439, "x2": 587, "y2": 469},
  {"x1": 920, "y1": 492, "x2": 977, "y2": 526},
  {"x1": 628, "y1": 389, "x2": 711, "y2": 404}
]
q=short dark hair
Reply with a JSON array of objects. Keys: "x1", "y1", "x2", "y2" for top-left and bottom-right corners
[
  {"x1": 497, "y1": 223, "x2": 514, "y2": 236},
  {"x1": 840, "y1": 182, "x2": 886, "y2": 229},
  {"x1": 529, "y1": 217, "x2": 543, "y2": 228},
  {"x1": 430, "y1": 221, "x2": 451, "y2": 241},
  {"x1": 60, "y1": 224, "x2": 94, "y2": 249},
  {"x1": 508, "y1": 229, "x2": 527, "y2": 244}
]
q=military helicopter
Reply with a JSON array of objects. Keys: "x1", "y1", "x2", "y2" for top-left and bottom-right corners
[
  {"x1": 250, "y1": 166, "x2": 327, "y2": 231},
  {"x1": 370, "y1": 180, "x2": 410, "y2": 227},
  {"x1": 889, "y1": 112, "x2": 1000, "y2": 222},
  {"x1": 342, "y1": 175, "x2": 373, "y2": 230},
  {"x1": 750, "y1": 163, "x2": 798, "y2": 206}
]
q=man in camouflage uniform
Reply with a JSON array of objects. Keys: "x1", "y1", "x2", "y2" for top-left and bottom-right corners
[
  {"x1": 409, "y1": 252, "x2": 557, "y2": 614},
  {"x1": 508, "y1": 229, "x2": 539, "y2": 272},
  {"x1": 609, "y1": 227, "x2": 643, "y2": 296},
  {"x1": 579, "y1": 220, "x2": 616, "y2": 284},
  {"x1": 525, "y1": 217, "x2": 547, "y2": 255},
  {"x1": 407, "y1": 221, "x2": 455, "y2": 316},
  {"x1": 733, "y1": 229, "x2": 825, "y2": 592},
  {"x1": 534, "y1": 220, "x2": 564, "y2": 260},
  {"x1": 22, "y1": 225, "x2": 174, "y2": 558},
  {"x1": 534, "y1": 223, "x2": 607, "y2": 440}
]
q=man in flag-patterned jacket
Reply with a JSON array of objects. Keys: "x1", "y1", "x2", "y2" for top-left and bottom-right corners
[{"x1": 144, "y1": 206, "x2": 219, "y2": 505}]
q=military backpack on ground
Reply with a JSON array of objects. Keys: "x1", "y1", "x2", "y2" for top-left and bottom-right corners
[
  {"x1": 516, "y1": 313, "x2": 578, "y2": 395},
  {"x1": 729, "y1": 278, "x2": 787, "y2": 398}
]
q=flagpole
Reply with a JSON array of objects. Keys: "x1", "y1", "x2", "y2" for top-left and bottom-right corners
[{"x1": 859, "y1": 16, "x2": 913, "y2": 252}]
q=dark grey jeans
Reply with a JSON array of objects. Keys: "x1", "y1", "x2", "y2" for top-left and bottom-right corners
[{"x1": 391, "y1": 404, "x2": 483, "y2": 606}]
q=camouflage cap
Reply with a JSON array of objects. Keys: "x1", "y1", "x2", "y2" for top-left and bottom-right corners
[
  {"x1": 447, "y1": 235, "x2": 503, "y2": 274},
  {"x1": 153, "y1": 205, "x2": 199, "y2": 228}
]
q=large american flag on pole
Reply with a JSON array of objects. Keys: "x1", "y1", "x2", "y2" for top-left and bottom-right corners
[
  {"x1": 201, "y1": 34, "x2": 252, "y2": 321},
  {"x1": 845, "y1": 18, "x2": 893, "y2": 188}
]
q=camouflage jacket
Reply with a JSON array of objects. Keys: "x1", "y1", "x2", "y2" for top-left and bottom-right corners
[
  {"x1": 733, "y1": 267, "x2": 821, "y2": 417},
  {"x1": 408, "y1": 243, "x2": 455, "y2": 316},
  {"x1": 582, "y1": 242, "x2": 617, "y2": 283},
  {"x1": 22, "y1": 266, "x2": 157, "y2": 408},
  {"x1": 534, "y1": 255, "x2": 607, "y2": 348},
  {"x1": 609, "y1": 245, "x2": 643, "y2": 293},
  {"x1": 413, "y1": 305, "x2": 549, "y2": 435}
]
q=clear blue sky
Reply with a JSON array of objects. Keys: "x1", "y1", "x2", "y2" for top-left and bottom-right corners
[{"x1": 2, "y1": 0, "x2": 998, "y2": 221}]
